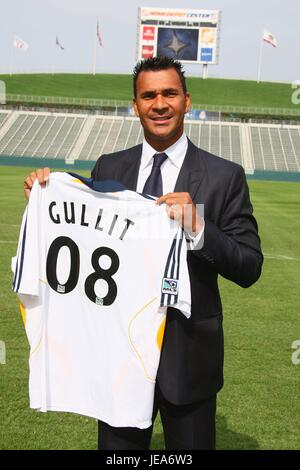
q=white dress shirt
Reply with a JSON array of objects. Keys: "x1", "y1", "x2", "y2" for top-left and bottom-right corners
[
  {"x1": 136, "y1": 132, "x2": 188, "y2": 195},
  {"x1": 136, "y1": 133, "x2": 204, "y2": 249}
]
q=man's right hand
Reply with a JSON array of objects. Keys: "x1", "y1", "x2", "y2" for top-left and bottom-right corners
[{"x1": 23, "y1": 167, "x2": 51, "y2": 201}]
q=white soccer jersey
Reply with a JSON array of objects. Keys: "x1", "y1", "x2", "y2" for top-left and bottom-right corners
[{"x1": 12, "y1": 172, "x2": 191, "y2": 429}]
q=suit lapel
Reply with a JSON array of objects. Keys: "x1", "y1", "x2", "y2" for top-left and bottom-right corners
[
  {"x1": 174, "y1": 139, "x2": 205, "y2": 201},
  {"x1": 118, "y1": 145, "x2": 142, "y2": 190},
  {"x1": 116, "y1": 140, "x2": 205, "y2": 198}
]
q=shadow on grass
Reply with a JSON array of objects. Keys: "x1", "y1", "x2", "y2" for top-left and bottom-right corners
[
  {"x1": 150, "y1": 414, "x2": 259, "y2": 450},
  {"x1": 216, "y1": 415, "x2": 259, "y2": 450}
]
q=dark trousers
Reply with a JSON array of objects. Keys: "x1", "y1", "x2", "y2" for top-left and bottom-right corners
[{"x1": 98, "y1": 384, "x2": 216, "y2": 450}]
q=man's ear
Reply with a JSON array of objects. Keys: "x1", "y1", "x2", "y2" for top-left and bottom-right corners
[
  {"x1": 132, "y1": 99, "x2": 139, "y2": 117},
  {"x1": 185, "y1": 93, "x2": 191, "y2": 113}
]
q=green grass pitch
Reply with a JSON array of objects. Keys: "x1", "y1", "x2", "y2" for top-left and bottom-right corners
[
  {"x1": 0, "y1": 166, "x2": 299, "y2": 449},
  {"x1": 0, "y1": 73, "x2": 299, "y2": 110}
]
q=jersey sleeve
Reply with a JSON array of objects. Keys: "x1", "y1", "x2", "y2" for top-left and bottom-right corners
[
  {"x1": 160, "y1": 227, "x2": 191, "y2": 319},
  {"x1": 12, "y1": 181, "x2": 41, "y2": 296}
]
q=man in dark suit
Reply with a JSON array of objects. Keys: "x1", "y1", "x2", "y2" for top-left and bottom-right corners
[{"x1": 24, "y1": 57, "x2": 263, "y2": 450}]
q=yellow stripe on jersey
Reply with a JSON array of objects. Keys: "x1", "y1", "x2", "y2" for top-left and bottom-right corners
[
  {"x1": 30, "y1": 340, "x2": 42, "y2": 358},
  {"x1": 19, "y1": 302, "x2": 42, "y2": 357},
  {"x1": 19, "y1": 302, "x2": 26, "y2": 326},
  {"x1": 128, "y1": 298, "x2": 158, "y2": 383},
  {"x1": 71, "y1": 179, "x2": 85, "y2": 184},
  {"x1": 157, "y1": 317, "x2": 166, "y2": 352}
]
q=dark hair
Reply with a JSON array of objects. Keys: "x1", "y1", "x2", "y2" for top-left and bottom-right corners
[{"x1": 133, "y1": 56, "x2": 187, "y2": 97}]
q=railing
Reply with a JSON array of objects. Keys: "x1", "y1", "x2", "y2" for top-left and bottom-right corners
[
  {"x1": 5, "y1": 94, "x2": 300, "y2": 117},
  {"x1": 6, "y1": 94, "x2": 131, "y2": 108}
]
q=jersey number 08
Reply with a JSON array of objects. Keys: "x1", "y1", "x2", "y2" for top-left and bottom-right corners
[{"x1": 46, "y1": 236, "x2": 120, "y2": 306}]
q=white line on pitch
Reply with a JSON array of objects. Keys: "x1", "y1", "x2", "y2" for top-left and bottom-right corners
[{"x1": 264, "y1": 254, "x2": 300, "y2": 261}]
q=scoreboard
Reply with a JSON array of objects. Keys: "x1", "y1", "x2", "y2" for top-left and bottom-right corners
[{"x1": 137, "y1": 7, "x2": 221, "y2": 65}]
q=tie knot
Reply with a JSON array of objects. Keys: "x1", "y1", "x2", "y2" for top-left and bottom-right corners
[{"x1": 152, "y1": 153, "x2": 168, "y2": 168}]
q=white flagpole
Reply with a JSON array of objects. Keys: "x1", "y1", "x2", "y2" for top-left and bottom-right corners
[
  {"x1": 92, "y1": 28, "x2": 97, "y2": 75},
  {"x1": 257, "y1": 31, "x2": 264, "y2": 83},
  {"x1": 51, "y1": 39, "x2": 55, "y2": 75},
  {"x1": 10, "y1": 36, "x2": 15, "y2": 76}
]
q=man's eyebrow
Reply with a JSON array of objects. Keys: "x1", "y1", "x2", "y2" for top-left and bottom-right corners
[
  {"x1": 140, "y1": 90, "x2": 156, "y2": 97},
  {"x1": 140, "y1": 88, "x2": 179, "y2": 97},
  {"x1": 162, "y1": 88, "x2": 178, "y2": 93}
]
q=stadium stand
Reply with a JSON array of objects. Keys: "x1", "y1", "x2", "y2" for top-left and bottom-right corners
[
  {"x1": 0, "y1": 112, "x2": 10, "y2": 127},
  {"x1": 0, "y1": 110, "x2": 299, "y2": 174},
  {"x1": 250, "y1": 124, "x2": 300, "y2": 172}
]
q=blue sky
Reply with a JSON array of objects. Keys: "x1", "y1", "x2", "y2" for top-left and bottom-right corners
[{"x1": 0, "y1": 0, "x2": 299, "y2": 83}]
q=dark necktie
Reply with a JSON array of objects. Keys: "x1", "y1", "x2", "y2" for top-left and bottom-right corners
[{"x1": 142, "y1": 153, "x2": 168, "y2": 197}]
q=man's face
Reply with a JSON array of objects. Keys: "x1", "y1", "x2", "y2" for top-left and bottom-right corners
[{"x1": 133, "y1": 68, "x2": 190, "y2": 150}]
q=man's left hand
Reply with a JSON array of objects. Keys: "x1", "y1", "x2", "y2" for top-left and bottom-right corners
[{"x1": 156, "y1": 192, "x2": 204, "y2": 236}]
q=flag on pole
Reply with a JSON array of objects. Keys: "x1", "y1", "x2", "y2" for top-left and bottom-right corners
[
  {"x1": 263, "y1": 29, "x2": 277, "y2": 48},
  {"x1": 96, "y1": 20, "x2": 103, "y2": 47},
  {"x1": 56, "y1": 36, "x2": 65, "y2": 50},
  {"x1": 13, "y1": 35, "x2": 29, "y2": 51}
]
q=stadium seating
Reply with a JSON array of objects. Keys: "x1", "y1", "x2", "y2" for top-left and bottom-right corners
[
  {"x1": 0, "y1": 110, "x2": 299, "y2": 173},
  {"x1": 250, "y1": 125, "x2": 300, "y2": 172},
  {"x1": 0, "y1": 111, "x2": 10, "y2": 127},
  {"x1": 184, "y1": 121, "x2": 243, "y2": 165}
]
